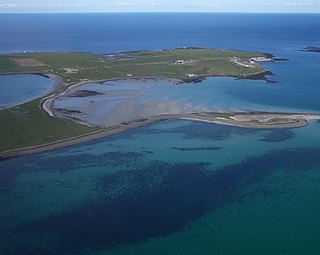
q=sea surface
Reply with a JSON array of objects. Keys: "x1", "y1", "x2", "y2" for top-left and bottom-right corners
[{"x1": 0, "y1": 13, "x2": 320, "y2": 254}]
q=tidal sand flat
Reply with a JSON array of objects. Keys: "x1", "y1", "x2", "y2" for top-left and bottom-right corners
[
  {"x1": 52, "y1": 78, "x2": 209, "y2": 126},
  {"x1": 51, "y1": 77, "x2": 301, "y2": 128}
]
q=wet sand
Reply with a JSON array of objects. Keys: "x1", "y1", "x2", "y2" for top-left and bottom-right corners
[
  {"x1": 2, "y1": 75, "x2": 320, "y2": 158},
  {"x1": 180, "y1": 112, "x2": 314, "y2": 129}
]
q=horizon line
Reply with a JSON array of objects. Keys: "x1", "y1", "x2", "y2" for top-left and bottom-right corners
[{"x1": 1, "y1": 11, "x2": 320, "y2": 14}]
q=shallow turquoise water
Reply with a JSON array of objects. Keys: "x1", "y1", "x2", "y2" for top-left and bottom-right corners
[
  {"x1": 53, "y1": 74, "x2": 317, "y2": 127},
  {"x1": 0, "y1": 74, "x2": 56, "y2": 108},
  {"x1": 1, "y1": 120, "x2": 320, "y2": 254}
]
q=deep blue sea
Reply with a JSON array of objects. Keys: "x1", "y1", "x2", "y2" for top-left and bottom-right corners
[
  {"x1": 1, "y1": 13, "x2": 320, "y2": 54},
  {"x1": 1, "y1": 13, "x2": 320, "y2": 255}
]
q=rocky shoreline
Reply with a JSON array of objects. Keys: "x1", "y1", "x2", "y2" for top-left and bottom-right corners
[{"x1": 300, "y1": 46, "x2": 320, "y2": 53}]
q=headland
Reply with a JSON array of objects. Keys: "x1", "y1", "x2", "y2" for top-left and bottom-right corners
[{"x1": 1, "y1": 47, "x2": 318, "y2": 157}]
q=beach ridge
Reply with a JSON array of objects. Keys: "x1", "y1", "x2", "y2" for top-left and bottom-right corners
[{"x1": 1, "y1": 111, "x2": 319, "y2": 159}]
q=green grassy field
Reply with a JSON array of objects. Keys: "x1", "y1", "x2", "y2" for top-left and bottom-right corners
[
  {"x1": 0, "y1": 100, "x2": 98, "y2": 152},
  {"x1": 0, "y1": 48, "x2": 266, "y2": 85},
  {"x1": 0, "y1": 48, "x2": 268, "y2": 153}
]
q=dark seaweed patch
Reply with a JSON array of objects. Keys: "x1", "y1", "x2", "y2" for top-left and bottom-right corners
[
  {"x1": 142, "y1": 150, "x2": 153, "y2": 154},
  {"x1": 11, "y1": 162, "x2": 213, "y2": 255},
  {"x1": 66, "y1": 90, "x2": 103, "y2": 97},
  {"x1": 259, "y1": 129, "x2": 295, "y2": 143},
  {"x1": 0, "y1": 156, "x2": 37, "y2": 193},
  {"x1": 0, "y1": 151, "x2": 145, "y2": 193},
  {"x1": 170, "y1": 146, "x2": 222, "y2": 151},
  {"x1": 8, "y1": 147, "x2": 320, "y2": 254},
  {"x1": 35, "y1": 151, "x2": 145, "y2": 171},
  {"x1": 54, "y1": 108, "x2": 86, "y2": 115}
]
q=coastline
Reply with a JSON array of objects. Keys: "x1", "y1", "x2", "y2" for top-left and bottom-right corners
[
  {"x1": 0, "y1": 114, "x2": 177, "y2": 159},
  {"x1": 0, "y1": 49, "x2": 311, "y2": 158},
  {"x1": 1, "y1": 111, "x2": 320, "y2": 159},
  {"x1": 0, "y1": 66, "x2": 274, "y2": 158},
  {"x1": 41, "y1": 68, "x2": 273, "y2": 119}
]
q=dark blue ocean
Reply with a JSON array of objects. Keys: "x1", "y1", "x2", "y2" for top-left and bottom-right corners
[
  {"x1": 1, "y1": 13, "x2": 320, "y2": 255},
  {"x1": 1, "y1": 13, "x2": 320, "y2": 54}
]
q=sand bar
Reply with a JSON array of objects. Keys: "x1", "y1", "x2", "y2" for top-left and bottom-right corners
[{"x1": 1, "y1": 111, "x2": 320, "y2": 159}]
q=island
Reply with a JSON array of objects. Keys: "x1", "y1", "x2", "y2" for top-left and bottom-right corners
[{"x1": 0, "y1": 48, "x2": 319, "y2": 158}]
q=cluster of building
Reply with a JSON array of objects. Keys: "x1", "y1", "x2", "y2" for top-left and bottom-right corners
[
  {"x1": 250, "y1": 56, "x2": 273, "y2": 62},
  {"x1": 174, "y1": 59, "x2": 194, "y2": 64},
  {"x1": 229, "y1": 56, "x2": 254, "y2": 68}
]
